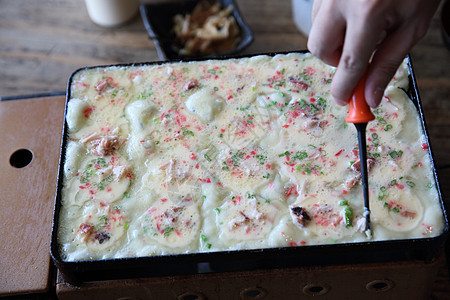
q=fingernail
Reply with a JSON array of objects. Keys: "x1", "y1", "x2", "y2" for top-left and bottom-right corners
[
  {"x1": 369, "y1": 87, "x2": 384, "y2": 108},
  {"x1": 333, "y1": 97, "x2": 348, "y2": 106}
]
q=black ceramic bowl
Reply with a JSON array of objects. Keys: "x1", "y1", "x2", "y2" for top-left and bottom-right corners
[{"x1": 140, "y1": 0, "x2": 253, "y2": 60}]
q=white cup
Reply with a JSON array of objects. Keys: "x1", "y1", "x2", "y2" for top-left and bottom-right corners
[
  {"x1": 85, "y1": 0, "x2": 140, "y2": 27},
  {"x1": 292, "y1": 0, "x2": 313, "y2": 37}
]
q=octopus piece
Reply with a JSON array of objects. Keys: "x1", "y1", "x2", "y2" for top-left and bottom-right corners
[
  {"x1": 184, "y1": 79, "x2": 199, "y2": 91},
  {"x1": 97, "y1": 165, "x2": 113, "y2": 179},
  {"x1": 95, "y1": 81, "x2": 108, "y2": 94},
  {"x1": 288, "y1": 77, "x2": 309, "y2": 91},
  {"x1": 94, "y1": 232, "x2": 111, "y2": 244},
  {"x1": 284, "y1": 183, "x2": 298, "y2": 198},
  {"x1": 316, "y1": 204, "x2": 332, "y2": 214},
  {"x1": 351, "y1": 157, "x2": 375, "y2": 173},
  {"x1": 315, "y1": 204, "x2": 341, "y2": 225},
  {"x1": 80, "y1": 132, "x2": 101, "y2": 144},
  {"x1": 112, "y1": 165, "x2": 128, "y2": 180},
  {"x1": 304, "y1": 116, "x2": 326, "y2": 130},
  {"x1": 161, "y1": 206, "x2": 185, "y2": 226},
  {"x1": 401, "y1": 210, "x2": 417, "y2": 219},
  {"x1": 159, "y1": 159, "x2": 176, "y2": 171},
  {"x1": 377, "y1": 145, "x2": 387, "y2": 155},
  {"x1": 290, "y1": 206, "x2": 311, "y2": 227},
  {"x1": 161, "y1": 116, "x2": 178, "y2": 132},
  {"x1": 345, "y1": 176, "x2": 360, "y2": 190},
  {"x1": 81, "y1": 129, "x2": 123, "y2": 156},
  {"x1": 229, "y1": 210, "x2": 264, "y2": 231},
  {"x1": 79, "y1": 223, "x2": 94, "y2": 241},
  {"x1": 95, "y1": 77, "x2": 116, "y2": 95},
  {"x1": 345, "y1": 157, "x2": 376, "y2": 190},
  {"x1": 91, "y1": 136, "x2": 121, "y2": 156},
  {"x1": 96, "y1": 164, "x2": 128, "y2": 181},
  {"x1": 229, "y1": 212, "x2": 250, "y2": 230}
]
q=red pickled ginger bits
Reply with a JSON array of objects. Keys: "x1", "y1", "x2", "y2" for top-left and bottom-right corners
[{"x1": 83, "y1": 107, "x2": 94, "y2": 118}]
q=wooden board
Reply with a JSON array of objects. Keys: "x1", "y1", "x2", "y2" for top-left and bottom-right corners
[
  {"x1": 56, "y1": 253, "x2": 446, "y2": 300},
  {"x1": 0, "y1": 96, "x2": 66, "y2": 296}
]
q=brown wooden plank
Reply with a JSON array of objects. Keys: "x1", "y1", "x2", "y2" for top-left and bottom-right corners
[
  {"x1": 0, "y1": 96, "x2": 66, "y2": 296},
  {"x1": 56, "y1": 253, "x2": 446, "y2": 300}
]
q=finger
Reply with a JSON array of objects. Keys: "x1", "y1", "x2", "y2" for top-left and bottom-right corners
[
  {"x1": 330, "y1": 16, "x2": 384, "y2": 105},
  {"x1": 307, "y1": 1, "x2": 345, "y2": 67},
  {"x1": 365, "y1": 25, "x2": 424, "y2": 107},
  {"x1": 365, "y1": 9, "x2": 437, "y2": 107},
  {"x1": 311, "y1": 0, "x2": 322, "y2": 24}
]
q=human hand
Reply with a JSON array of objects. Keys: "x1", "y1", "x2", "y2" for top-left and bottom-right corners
[{"x1": 307, "y1": 0, "x2": 440, "y2": 107}]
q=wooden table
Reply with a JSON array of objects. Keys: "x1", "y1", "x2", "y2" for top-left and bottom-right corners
[{"x1": 1, "y1": 0, "x2": 449, "y2": 298}]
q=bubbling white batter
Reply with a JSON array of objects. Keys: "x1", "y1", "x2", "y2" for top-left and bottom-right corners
[{"x1": 58, "y1": 53, "x2": 444, "y2": 261}]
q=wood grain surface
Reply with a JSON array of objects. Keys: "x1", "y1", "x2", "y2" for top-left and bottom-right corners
[
  {"x1": 0, "y1": 96, "x2": 66, "y2": 296},
  {"x1": 0, "y1": 0, "x2": 449, "y2": 298},
  {"x1": 55, "y1": 253, "x2": 446, "y2": 300}
]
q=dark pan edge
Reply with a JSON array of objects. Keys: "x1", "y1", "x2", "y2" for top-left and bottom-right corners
[
  {"x1": 406, "y1": 54, "x2": 449, "y2": 232},
  {"x1": 49, "y1": 68, "x2": 80, "y2": 284}
]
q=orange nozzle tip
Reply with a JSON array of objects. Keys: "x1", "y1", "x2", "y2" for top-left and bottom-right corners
[{"x1": 346, "y1": 74, "x2": 375, "y2": 124}]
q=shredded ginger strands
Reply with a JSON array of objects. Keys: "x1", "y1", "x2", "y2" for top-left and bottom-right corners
[{"x1": 172, "y1": 0, "x2": 241, "y2": 56}]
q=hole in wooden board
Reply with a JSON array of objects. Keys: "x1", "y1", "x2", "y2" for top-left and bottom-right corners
[
  {"x1": 10, "y1": 148, "x2": 33, "y2": 168},
  {"x1": 366, "y1": 279, "x2": 395, "y2": 292},
  {"x1": 240, "y1": 287, "x2": 267, "y2": 299},
  {"x1": 303, "y1": 283, "x2": 330, "y2": 296}
]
